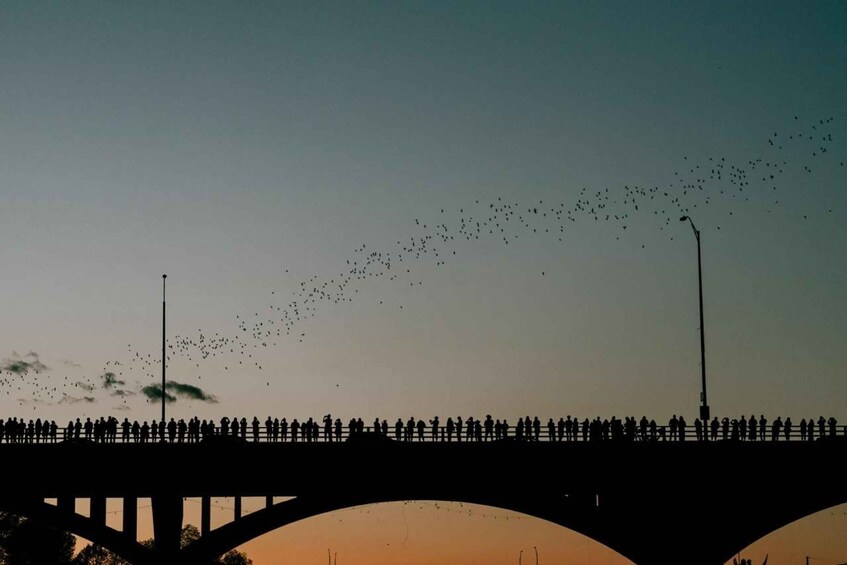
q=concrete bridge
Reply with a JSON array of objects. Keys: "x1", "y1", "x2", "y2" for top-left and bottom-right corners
[{"x1": 1, "y1": 438, "x2": 844, "y2": 564}]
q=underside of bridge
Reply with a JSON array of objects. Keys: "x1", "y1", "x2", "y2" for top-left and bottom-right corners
[
  {"x1": 1, "y1": 487, "x2": 845, "y2": 565},
  {"x1": 1, "y1": 440, "x2": 844, "y2": 564}
]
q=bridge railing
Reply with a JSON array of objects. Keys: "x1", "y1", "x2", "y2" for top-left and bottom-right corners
[{"x1": 1, "y1": 421, "x2": 845, "y2": 445}]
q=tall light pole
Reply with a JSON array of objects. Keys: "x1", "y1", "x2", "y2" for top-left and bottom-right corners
[
  {"x1": 161, "y1": 274, "x2": 167, "y2": 437},
  {"x1": 680, "y1": 217, "x2": 709, "y2": 424}
]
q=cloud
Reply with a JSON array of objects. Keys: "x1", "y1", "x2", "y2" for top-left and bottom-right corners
[
  {"x1": 141, "y1": 385, "x2": 176, "y2": 403},
  {"x1": 166, "y1": 381, "x2": 218, "y2": 403},
  {"x1": 141, "y1": 380, "x2": 218, "y2": 403},
  {"x1": 1, "y1": 351, "x2": 48, "y2": 375},
  {"x1": 59, "y1": 394, "x2": 96, "y2": 404},
  {"x1": 61, "y1": 359, "x2": 82, "y2": 369},
  {"x1": 110, "y1": 389, "x2": 135, "y2": 397},
  {"x1": 75, "y1": 381, "x2": 95, "y2": 392},
  {"x1": 112, "y1": 405, "x2": 131, "y2": 411},
  {"x1": 101, "y1": 372, "x2": 126, "y2": 389}
]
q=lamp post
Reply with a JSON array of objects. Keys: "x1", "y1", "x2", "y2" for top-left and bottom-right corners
[
  {"x1": 679, "y1": 216, "x2": 709, "y2": 425},
  {"x1": 161, "y1": 274, "x2": 167, "y2": 439}
]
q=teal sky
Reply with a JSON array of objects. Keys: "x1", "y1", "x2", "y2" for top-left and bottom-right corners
[
  {"x1": 2, "y1": 2, "x2": 846, "y2": 422},
  {"x1": 2, "y1": 2, "x2": 847, "y2": 563}
]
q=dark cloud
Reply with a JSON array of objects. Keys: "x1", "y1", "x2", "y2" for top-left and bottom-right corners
[
  {"x1": 141, "y1": 380, "x2": 218, "y2": 403},
  {"x1": 141, "y1": 385, "x2": 176, "y2": 403},
  {"x1": 1, "y1": 351, "x2": 48, "y2": 375},
  {"x1": 101, "y1": 372, "x2": 126, "y2": 389},
  {"x1": 166, "y1": 381, "x2": 218, "y2": 403}
]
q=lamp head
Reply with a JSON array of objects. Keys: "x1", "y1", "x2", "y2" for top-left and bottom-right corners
[{"x1": 680, "y1": 216, "x2": 688, "y2": 222}]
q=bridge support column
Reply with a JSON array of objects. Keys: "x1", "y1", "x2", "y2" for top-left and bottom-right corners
[
  {"x1": 266, "y1": 495, "x2": 273, "y2": 509},
  {"x1": 57, "y1": 496, "x2": 74, "y2": 515},
  {"x1": 152, "y1": 495, "x2": 183, "y2": 562},
  {"x1": 90, "y1": 496, "x2": 106, "y2": 526},
  {"x1": 123, "y1": 496, "x2": 137, "y2": 541},
  {"x1": 234, "y1": 496, "x2": 242, "y2": 520},
  {"x1": 201, "y1": 496, "x2": 211, "y2": 536}
]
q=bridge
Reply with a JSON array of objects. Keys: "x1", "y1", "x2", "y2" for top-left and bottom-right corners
[{"x1": 1, "y1": 436, "x2": 845, "y2": 565}]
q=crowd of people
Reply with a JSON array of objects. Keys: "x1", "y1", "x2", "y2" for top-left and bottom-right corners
[{"x1": 0, "y1": 414, "x2": 841, "y2": 444}]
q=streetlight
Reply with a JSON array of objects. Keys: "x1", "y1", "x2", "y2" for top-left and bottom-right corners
[
  {"x1": 161, "y1": 274, "x2": 167, "y2": 440},
  {"x1": 679, "y1": 216, "x2": 710, "y2": 425}
]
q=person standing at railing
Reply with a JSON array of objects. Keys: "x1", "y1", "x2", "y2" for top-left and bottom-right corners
[
  {"x1": 484, "y1": 416, "x2": 493, "y2": 441},
  {"x1": 818, "y1": 416, "x2": 826, "y2": 438},
  {"x1": 783, "y1": 417, "x2": 792, "y2": 440},
  {"x1": 748, "y1": 415, "x2": 757, "y2": 441},
  {"x1": 547, "y1": 418, "x2": 555, "y2": 442},
  {"x1": 678, "y1": 416, "x2": 686, "y2": 442},
  {"x1": 771, "y1": 417, "x2": 782, "y2": 440},
  {"x1": 417, "y1": 418, "x2": 426, "y2": 441},
  {"x1": 739, "y1": 416, "x2": 747, "y2": 441},
  {"x1": 694, "y1": 418, "x2": 702, "y2": 441},
  {"x1": 445, "y1": 417, "x2": 454, "y2": 442},
  {"x1": 828, "y1": 417, "x2": 837, "y2": 437}
]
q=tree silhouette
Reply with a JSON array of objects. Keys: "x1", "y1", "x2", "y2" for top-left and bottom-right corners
[{"x1": 0, "y1": 511, "x2": 75, "y2": 565}]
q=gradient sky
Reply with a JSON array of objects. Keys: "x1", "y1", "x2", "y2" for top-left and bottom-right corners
[{"x1": 2, "y1": 2, "x2": 846, "y2": 563}]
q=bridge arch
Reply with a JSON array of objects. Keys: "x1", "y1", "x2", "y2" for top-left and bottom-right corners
[
  {"x1": 183, "y1": 493, "x2": 634, "y2": 564},
  {"x1": 0, "y1": 498, "x2": 151, "y2": 564},
  {"x1": 184, "y1": 489, "x2": 847, "y2": 565}
]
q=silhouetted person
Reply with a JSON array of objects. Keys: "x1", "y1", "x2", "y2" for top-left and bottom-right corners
[
  {"x1": 800, "y1": 418, "x2": 807, "y2": 441},
  {"x1": 334, "y1": 418, "x2": 342, "y2": 441},
  {"x1": 677, "y1": 416, "x2": 686, "y2": 442},
  {"x1": 252, "y1": 417, "x2": 260, "y2": 442},
  {"x1": 291, "y1": 419, "x2": 300, "y2": 442},
  {"x1": 828, "y1": 416, "x2": 838, "y2": 437},
  {"x1": 772, "y1": 416, "x2": 782, "y2": 440},
  {"x1": 759, "y1": 415, "x2": 767, "y2": 440},
  {"x1": 323, "y1": 414, "x2": 332, "y2": 441},
  {"x1": 456, "y1": 416, "x2": 463, "y2": 442},
  {"x1": 168, "y1": 418, "x2": 177, "y2": 442},
  {"x1": 547, "y1": 418, "x2": 555, "y2": 441},
  {"x1": 748, "y1": 415, "x2": 757, "y2": 441},
  {"x1": 395, "y1": 418, "x2": 403, "y2": 441},
  {"x1": 784, "y1": 417, "x2": 792, "y2": 440},
  {"x1": 446, "y1": 417, "x2": 454, "y2": 442},
  {"x1": 417, "y1": 418, "x2": 425, "y2": 441},
  {"x1": 694, "y1": 418, "x2": 702, "y2": 441},
  {"x1": 818, "y1": 416, "x2": 826, "y2": 438},
  {"x1": 710, "y1": 417, "x2": 719, "y2": 441}
]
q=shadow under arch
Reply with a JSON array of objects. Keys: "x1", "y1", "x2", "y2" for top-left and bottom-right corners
[
  {"x1": 0, "y1": 498, "x2": 151, "y2": 565},
  {"x1": 182, "y1": 492, "x2": 634, "y2": 564}
]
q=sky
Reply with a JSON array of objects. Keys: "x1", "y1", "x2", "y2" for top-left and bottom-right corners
[{"x1": 1, "y1": 2, "x2": 846, "y2": 563}]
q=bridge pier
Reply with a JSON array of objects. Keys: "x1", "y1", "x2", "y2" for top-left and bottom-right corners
[
  {"x1": 201, "y1": 496, "x2": 211, "y2": 536},
  {"x1": 123, "y1": 496, "x2": 137, "y2": 541},
  {"x1": 151, "y1": 495, "x2": 183, "y2": 563},
  {"x1": 234, "y1": 496, "x2": 242, "y2": 520},
  {"x1": 90, "y1": 496, "x2": 106, "y2": 526}
]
